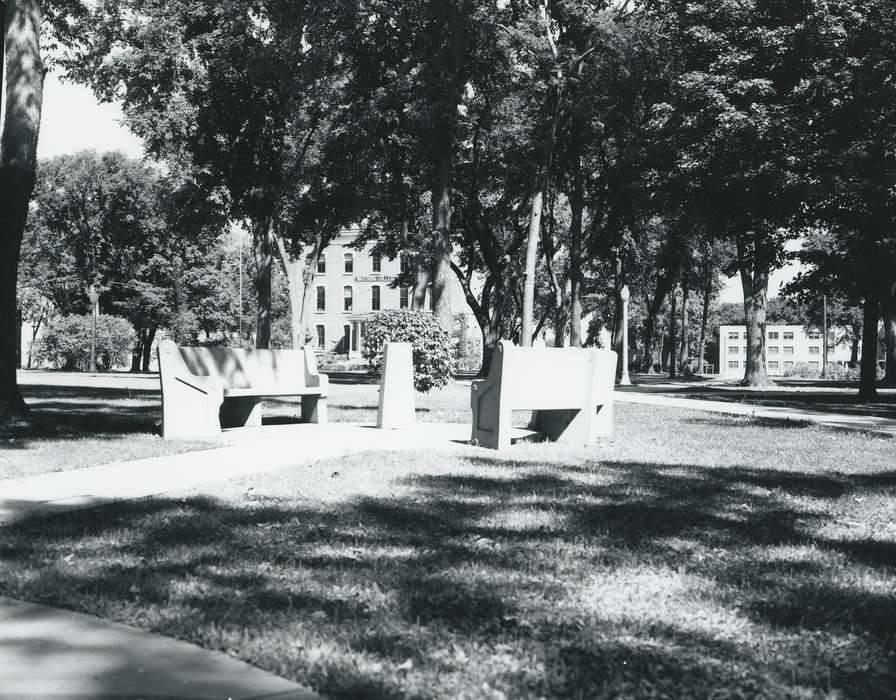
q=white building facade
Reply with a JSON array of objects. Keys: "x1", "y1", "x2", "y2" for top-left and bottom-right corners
[
  {"x1": 719, "y1": 324, "x2": 853, "y2": 377},
  {"x1": 310, "y1": 229, "x2": 475, "y2": 358}
]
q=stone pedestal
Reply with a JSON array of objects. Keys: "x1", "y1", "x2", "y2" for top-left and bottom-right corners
[{"x1": 377, "y1": 342, "x2": 415, "y2": 429}]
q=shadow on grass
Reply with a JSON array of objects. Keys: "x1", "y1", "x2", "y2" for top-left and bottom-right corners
[
  {"x1": 1, "y1": 457, "x2": 895, "y2": 698},
  {"x1": 0, "y1": 385, "x2": 165, "y2": 447}
]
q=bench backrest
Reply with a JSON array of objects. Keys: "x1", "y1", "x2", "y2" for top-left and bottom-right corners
[
  {"x1": 486, "y1": 340, "x2": 615, "y2": 409},
  {"x1": 158, "y1": 340, "x2": 319, "y2": 390}
]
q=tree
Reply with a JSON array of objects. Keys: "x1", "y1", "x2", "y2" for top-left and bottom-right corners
[
  {"x1": 795, "y1": 0, "x2": 896, "y2": 395},
  {"x1": 653, "y1": 0, "x2": 845, "y2": 386},
  {"x1": 76, "y1": 0, "x2": 356, "y2": 349},
  {"x1": 16, "y1": 285, "x2": 55, "y2": 368},
  {"x1": 1, "y1": 0, "x2": 87, "y2": 421}
]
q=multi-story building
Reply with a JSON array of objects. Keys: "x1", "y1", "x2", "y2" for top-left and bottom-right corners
[
  {"x1": 310, "y1": 228, "x2": 474, "y2": 357},
  {"x1": 719, "y1": 324, "x2": 853, "y2": 377}
]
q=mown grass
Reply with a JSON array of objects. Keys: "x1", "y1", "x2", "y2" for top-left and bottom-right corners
[{"x1": 1, "y1": 402, "x2": 894, "y2": 699}]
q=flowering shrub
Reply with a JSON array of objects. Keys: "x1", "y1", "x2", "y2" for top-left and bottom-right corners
[{"x1": 362, "y1": 310, "x2": 454, "y2": 392}]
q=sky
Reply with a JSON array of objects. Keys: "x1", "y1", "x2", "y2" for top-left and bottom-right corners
[
  {"x1": 36, "y1": 71, "x2": 797, "y2": 304},
  {"x1": 38, "y1": 72, "x2": 144, "y2": 159}
]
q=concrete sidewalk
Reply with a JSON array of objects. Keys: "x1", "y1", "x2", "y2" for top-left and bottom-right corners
[
  {"x1": 615, "y1": 391, "x2": 896, "y2": 436},
  {"x1": 0, "y1": 421, "x2": 480, "y2": 527},
  {"x1": 0, "y1": 596, "x2": 319, "y2": 699}
]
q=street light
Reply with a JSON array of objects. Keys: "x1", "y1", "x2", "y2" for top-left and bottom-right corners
[{"x1": 619, "y1": 284, "x2": 631, "y2": 386}]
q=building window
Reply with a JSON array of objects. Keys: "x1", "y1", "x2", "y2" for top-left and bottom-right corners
[
  {"x1": 728, "y1": 346, "x2": 739, "y2": 355},
  {"x1": 317, "y1": 256, "x2": 326, "y2": 274},
  {"x1": 768, "y1": 346, "x2": 779, "y2": 355},
  {"x1": 400, "y1": 254, "x2": 411, "y2": 273},
  {"x1": 784, "y1": 360, "x2": 794, "y2": 368},
  {"x1": 316, "y1": 286, "x2": 325, "y2": 312},
  {"x1": 768, "y1": 360, "x2": 779, "y2": 370},
  {"x1": 728, "y1": 332, "x2": 739, "y2": 340},
  {"x1": 783, "y1": 346, "x2": 794, "y2": 355},
  {"x1": 371, "y1": 254, "x2": 381, "y2": 273},
  {"x1": 809, "y1": 360, "x2": 820, "y2": 369},
  {"x1": 344, "y1": 286, "x2": 353, "y2": 312},
  {"x1": 400, "y1": 287, "x2": 409, "y2": 309},
  {"x1": 316, "y1": 325, "x2": 325, "y2": 349},
  {"x1": 808, "y1": 346, "x2": 820, "y2": 355},
  {"x1": 768, "y1": 331, "x2": 779, "y2": 340},
  {"x1": 783, "y1": 331, "x2": 794, "y2": 340},
  {"x1": 728, "y1": 360, "x2": 739, "y2": 369},
  {"x1": 371, "y1": 285, "x2": 381, "y2": 311},
  {"x1": 808, "y1": 331, "x2": 821, "y2": 339},
  {"x1": 344, "y1": 253, "x2": 353, "y2": 273}
]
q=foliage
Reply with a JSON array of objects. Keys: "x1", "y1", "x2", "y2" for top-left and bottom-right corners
[
  {"x1": 362, "y1": 311, "x2": 454, "y2": 392},
  {"x1": 33, "y1": 314, "x2": 135, "y2": 371}
]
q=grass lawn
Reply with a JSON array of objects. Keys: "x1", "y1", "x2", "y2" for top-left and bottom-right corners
[{"x1": 1, "y1": 401, "x2": 894, "y2": 699}]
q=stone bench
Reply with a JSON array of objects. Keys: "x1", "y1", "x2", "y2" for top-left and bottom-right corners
[
  {"x1": 470, "y1": 340, "x2": 617, "y2": 450},
  {"x1": 157, "y1": 339, "x2": 328, "y2": 439}
]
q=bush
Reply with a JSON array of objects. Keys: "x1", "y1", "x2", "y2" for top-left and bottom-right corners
[
  {"x1": 34, "y1": 314, "x2": 136, "y2": 371},
  {"x1": 362, "y1": 310, "x2": 454, "y2": 392},
  {"x1": 782, "y1": 362, "x2": 822, "y2": 379}
]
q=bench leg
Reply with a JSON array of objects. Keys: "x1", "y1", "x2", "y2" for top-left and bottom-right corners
[
  {"x1": 301, "y1": 395, "x2": 327, "y2": 423},
  {"x1": 161, "y1": 386, "x2": 223, "y2": 440},
  {"x1": 220, "y1": 396, "x2": 263, "y2": 429}
]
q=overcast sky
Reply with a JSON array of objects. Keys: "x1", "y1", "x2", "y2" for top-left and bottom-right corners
[
  {"x1": 38, "y1": 71, "x2": 800, "y2": 304},
  {"x1": 38, "y1": 72, "x2": 143, "y2": 159}
]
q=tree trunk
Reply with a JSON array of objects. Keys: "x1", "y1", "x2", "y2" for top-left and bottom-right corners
[
  {"x1": 568, "y1": 157, "x2": 584, "y2": 347},
  {"x1": 479, "y1": 285, "x2": 505, "y2": 377},
  {"x1": 412, "y1": 257, "x2": 431, "y2": 310},
  {"x1": 850, "y1": 329, "x2": 860, "y2": 368},
  {"x1": 522, "y1": 80, "x2": 560, "y2": 348},
  {"x1": 0, "y1": 0, "x2": 44, "y2": 421},
  {"x1": 738, "y1": 246, "x2": 772, "y2": 387},
  {"x1": 679, "y1": 279, "x2": 689, "y2": 374},
  {"x1": 881, "y1": 284, "x2": 896, "y2": 387},
  {"x1": 660, "y1": 331, "x2": 671, "y2": 372},
  {"x1": 252, "y1": 215, "x2": 274, "y2": 349},
  {"x1": 698, "y1": 272, "x2": 712, "y2": 375},
  {"x1": 130, "y1": 333, "x2": 142, "y2": 373},
  {"x1": 641, "y1": 283, "x2": 669, "y2": 373},
  {"x1": 141, "y1": 326, "x2": 156, "y2": 372},
  {"x1": 858, "y1": 295, "x2": 879, "y2": 400},
  {"x1": 668, "y1": 286, "x2": 677, "y2": 379},
  {"x1": 554, "y1": 279, "x2": 569, "y2": 347},
  {"x1": 521, "y1": 187, "x2": 544, "y2": 348},
  {"x1": 26, "y1": 315, "x2": 41, "y2": 369},
  {"x1": 430, "y1": 146, "x2": 453, "y2": 328}
]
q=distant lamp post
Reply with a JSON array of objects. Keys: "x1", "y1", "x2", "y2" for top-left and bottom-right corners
[
  {"x1": 619, "y1": 284, "x2": 631, "y2": 386},
  {"x1": 88, "y1": 283, "x2": 101, "y2": 373}
]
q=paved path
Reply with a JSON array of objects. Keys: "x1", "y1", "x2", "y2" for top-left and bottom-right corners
[
  {"x1": 615, "y1": 391, "x2": 896, "y2": 436},
  {"x1": 0, "y1": 421, "x2": 481, "y2": 527},
  {"x1": 0, "y1": 596, "x2": 319, "y2": 699}
]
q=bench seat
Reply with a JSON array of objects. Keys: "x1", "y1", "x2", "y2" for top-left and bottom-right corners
[
  {"x1": 158, "y1": 340, "x2": 329, "y2": 439},
  {"x1": 471, "y1": 340, "x2": 616, "y2": 450}
]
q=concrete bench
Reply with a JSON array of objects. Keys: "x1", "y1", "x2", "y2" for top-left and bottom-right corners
[
  {"x1": 471, "y1": 340, "x2": 617, "y2": 449},
  {"x1": 157, "y1": 339, "x2": 328, "y2": 439}
]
